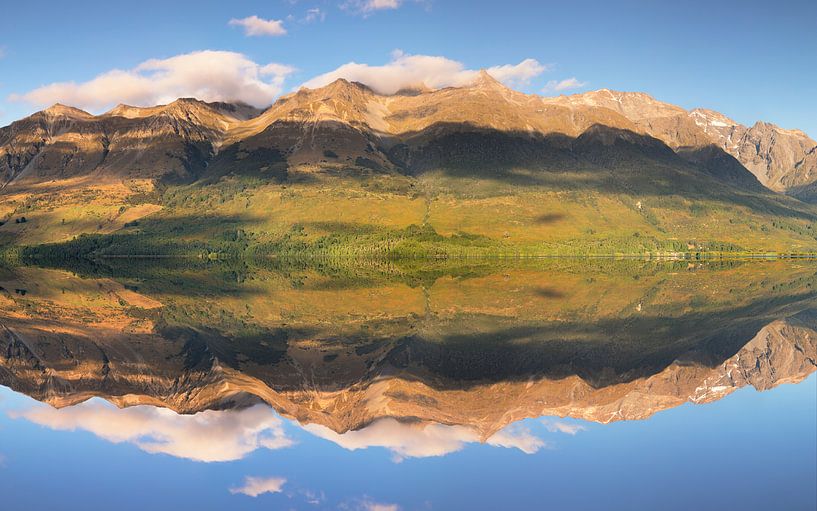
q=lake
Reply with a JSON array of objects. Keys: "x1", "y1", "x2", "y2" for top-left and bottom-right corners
[{"x1": 0, "y1": 259, "x2": 815, "y2": 510}]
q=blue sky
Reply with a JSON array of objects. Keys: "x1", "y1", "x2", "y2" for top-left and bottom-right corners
[{"x1": 0, "y1": 0, "x2": 815, "y2": 137}]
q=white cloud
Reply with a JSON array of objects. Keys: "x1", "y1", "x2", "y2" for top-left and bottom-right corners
[
  {"x1": 486, "y1": 425, "x2": 547, "y2": 453},
  {"x1": 9, "y1": 50, "x2": 295, "y2": 111},
  {"x1": 484, "y1": 59, "x2": 549, "y2": 88},
  {"x1": 301, "y1": 51, "x2": 547, "y2": 95},
  {"x1": 303, "y1": 418, "x2": 544, "y2": 461},
  {"x1": 542, "y1": 419, "x2": 587, "y2": 435},
  {"x1": 229, "y1": 476, "x2": 287, "y2": 497},
  {"x1": 229, "y1": 15, "x2": 287, "y2": 37},
  {"x1": 304, "y1": 8, "x2": 326, "y2": 23},
  {"x1": 0, "y1": 47, "x2": 5, "y2": 59},
  {"x1": 344, "y1": 0, "x2": 402, "y2": 14},
  {"x1": 542, "y1": 77, "x2": 587, "y2": 94},
  {"x1": 11, "y1": 401, "x2": 294, "y2": 462},
  {"x1": 365, "y1": 0, "x2": 401, "y2": 10}
]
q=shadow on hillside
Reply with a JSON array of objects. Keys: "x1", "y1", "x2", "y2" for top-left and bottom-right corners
[
  {"x1": 384, "y1": 122, "x2": 816, "y2": 221},
  {"x1": 533, "y1": 213, "x2": 566, "y2": 224}
]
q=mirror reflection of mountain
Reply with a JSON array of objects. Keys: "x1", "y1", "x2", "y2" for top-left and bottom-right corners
[{"x1": 1, "y1": 259, "x2": 815, "y2": 441}]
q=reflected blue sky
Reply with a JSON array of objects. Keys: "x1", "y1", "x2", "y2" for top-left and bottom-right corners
[{"x1": 1, "y1": 375, "x2": 814, "y2": 511}]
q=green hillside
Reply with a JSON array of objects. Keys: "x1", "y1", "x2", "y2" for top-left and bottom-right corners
[{"x1": 5, "y1": 162, "x2": 817, "y2": 262}]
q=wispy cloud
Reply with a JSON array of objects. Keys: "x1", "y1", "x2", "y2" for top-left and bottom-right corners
[
  {"x1": 12, "y1": 401, "x2": 294, "y2": 462},
  {"x1": 542, "y1": 419, "x2": 587, "y2": 435},
  {"x1": 304, "y1": 7, "x2": 326, "y2": 23},
  {"x1": 484, "y1": 58, "x2": 548, "y2": 88},
  {"x1": 229, "y1": 476, "x2": 287, "y2": 497},
  {"x1": 486, "y1": 425, "x2": 548, "y2": 453},
  {"x1": 9, "y1": 50, "x2": 295, "y2": 111},
  {"x1": 229, "y1": 15, "x2": 287, "y2": 36},
  {"x1": 302, "y1": 50, "x2": 547, "y2": 95},
  {"x1": 542, "y1": 77, "x2": 587, "y2": 94},
  {"x1": 301, "y1": 489, "x2": 326, "y2": 505},
  {"x1": 343, "y1": 0, "x2": 403, "y2": 14}
]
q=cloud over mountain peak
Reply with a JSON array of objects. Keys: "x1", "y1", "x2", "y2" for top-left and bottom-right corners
[
  {"x1": 302, "y1": 50, "x2": 547, "y2": 95},
  {"x1": 9, "y1": 51, "x2": 295, "y2": 111}
]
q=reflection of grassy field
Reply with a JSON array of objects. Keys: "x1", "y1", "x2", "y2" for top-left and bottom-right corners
[
  {"x1": 3, "y1": 258, "x2": 815, "y2": 396},
  {"x1": 3, "y1": 171, "x2": 817, "y2": 257},
  {"x1": 0, "y1": 265, "x2": 159, "y2": 335},
  {"x1": 6, "y1": 258, "x2": 813, "y2": 340}
]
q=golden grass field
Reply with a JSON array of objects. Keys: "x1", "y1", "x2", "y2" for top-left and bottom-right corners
[{"x1": 3, "y1": 169, "x2": 817, "y2": 256}]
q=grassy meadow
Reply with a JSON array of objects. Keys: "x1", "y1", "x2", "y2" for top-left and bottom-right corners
[{"x1": 3, "y1": 167, "x2": 817, "y2": 262}]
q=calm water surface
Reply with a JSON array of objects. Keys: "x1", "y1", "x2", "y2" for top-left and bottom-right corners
[{"x1": 0, "y1": 259, "x2": 815, "y2": 510}]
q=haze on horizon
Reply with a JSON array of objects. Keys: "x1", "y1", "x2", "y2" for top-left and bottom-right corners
[{"x1": 0, "y1": 0, "x2": 815, "y2": 138}]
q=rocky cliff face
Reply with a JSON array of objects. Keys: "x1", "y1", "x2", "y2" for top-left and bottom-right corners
[{"x1": 688, "y1": 109, "x2": 817, "y2": 195}]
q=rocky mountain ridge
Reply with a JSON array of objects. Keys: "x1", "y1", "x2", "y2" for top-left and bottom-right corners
[
  {"x1": 0, "y1": 97, "x2": 252, "y2": 186},
  {"x1": 2, "y1": 74, "x2": 814, "y2": 198},
  {"x1": 688, "y1": 108, "x2": 817, "y2": 193},
  {"x1": 548, "y1": 89, "x2": 817, "y2": 196}
]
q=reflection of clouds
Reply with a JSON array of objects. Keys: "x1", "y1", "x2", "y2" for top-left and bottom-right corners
[
  {"x1": 486, "y1": 424, "x2": 548, "y2": 453},
  {"x1": 542, "y1": 419, "x2": 587, "y2": 436},
  {"x1": 229, "y1": 476, "x2": 286, "y2": 497},
  {"x1": 11, "y1": 401, "x2": 293, "y2": 462},
  {"x1": 360, "y1": 499, "x2": 400, "y2": 511},
  {"x1": 340, "y1": 497, "x2": 402, "y2": 511},
  {"x1": 301, "y1": 489, "x2": 326, "y2": 505},
  {"x1": 304, "y1": 418, "x2": 545, "y2": 461}
]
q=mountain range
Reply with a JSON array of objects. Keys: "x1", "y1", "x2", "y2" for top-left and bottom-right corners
[
  {"x1": 2, "y1": 72, "x2": 817, "y2": 255},
  {"x1": 2, "y1": 71, "x2": 814, "y2": 195}
]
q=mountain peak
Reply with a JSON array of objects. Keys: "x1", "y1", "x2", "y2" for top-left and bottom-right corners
[
  {"x1": 471, "y1": 69, "x2": 505, "y2": 89},
  {"x1": 168, "y1": 97, "x2": 209, "y2": 107},
  {"x1": 42, "y1": 103, "x2": 92, "y2": 118},
  {"x1": 328, "y1": 78, "x2": 374, "y2": 94},
  {"x1": 303, "y1": 78, "x2": 374, "y2": 96},
  {"x1": 105, "y1": 103, "x2": 147, "y2": 118},
  {"x1": 751, "y1": 120, "x2": 815, "y2": 142}
]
